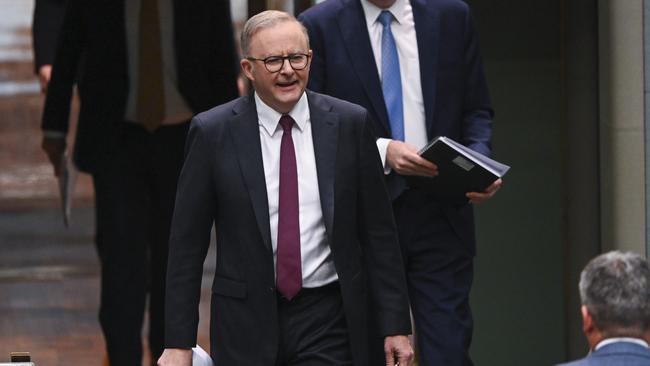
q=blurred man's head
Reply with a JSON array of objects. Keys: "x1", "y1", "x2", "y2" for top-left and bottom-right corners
[
  {"x1": 240, "y1": 11, "x2": 312, "y2": 114},
  {"x1": 579, "y1": 251, "x2": 650, "y2": 349}
]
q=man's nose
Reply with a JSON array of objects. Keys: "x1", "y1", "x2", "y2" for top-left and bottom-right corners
[{"x1": 279, "y1": 58, "x2": 294, "y2": 75}]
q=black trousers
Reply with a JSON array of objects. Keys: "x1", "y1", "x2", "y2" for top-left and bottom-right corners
[
  {"x1": 92, "y1": 121, "x2": 189, "y2": 366},
  {"x1": 394, "y1": 189, "x2": 475, "y2": 366},
  {"x1": 275, "y1": 282, "x2": 353, "y2": 366}
]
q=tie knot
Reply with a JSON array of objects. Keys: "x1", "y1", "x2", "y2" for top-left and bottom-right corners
[
  {"x1": 279, "y1": 115, "x2": 295, "y2": 132},
  {"x1": 378, "y1": 10, "x2": 394, "y2": 27}
]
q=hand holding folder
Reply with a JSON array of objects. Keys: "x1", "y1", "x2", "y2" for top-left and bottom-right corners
[{"x1": 405, "y1": 136, "x2": 510, "y2": 204}]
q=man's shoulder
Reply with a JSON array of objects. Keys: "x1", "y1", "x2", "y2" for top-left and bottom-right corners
[
  {"x1": 555, "y1": 359, "x2": 590, "y2": 366},
  {"x1": 195, "y1": 96, "x2": 247, "y2": 122},
  {"x1": 555, "y1": 342, "x2": 650, "y2": 366},
  {"x1": 299, "y1": 0, "x2": 345, "y2": 21},
  {"x1": 307, "y1": 90, "x2": 367, "y2": 116},
  {"x1": 191, "y1": 95, "x2": 250, "y2": 132}
]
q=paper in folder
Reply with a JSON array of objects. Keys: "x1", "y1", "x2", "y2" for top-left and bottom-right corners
[
  {"x1": 192, "y1": 345, "x2": 214, "y2": 366},
  {"x1": 57, "y1": 153, "x2": 76, "y2": 227},
  {"x1": 405, "y1": 136, "x2": 510, "y2": 204}
]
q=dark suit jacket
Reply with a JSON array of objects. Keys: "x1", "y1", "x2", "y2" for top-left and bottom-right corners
[
  {"x1": 556, "y1": 341, "x2": 650, "y2": 366},
  {"x1": 164, "y1": 91, "x2": 411, "y2": 365},
  {"x1": 299, "y1": 0, "x2": 494, "y2": 251},
  {"x1": 32, "y1": 0, "x2": 66, "y2": 73},
  {"x1": 41, "y1": 0, "x2": 239, "y2": 173}
]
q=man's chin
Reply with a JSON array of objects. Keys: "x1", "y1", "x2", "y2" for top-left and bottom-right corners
[{"x1": 275, "y1": 91, "x2": 303, "y2": 105}]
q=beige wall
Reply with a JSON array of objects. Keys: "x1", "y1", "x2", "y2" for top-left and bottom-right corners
[{"x1": 599, "y1": 0, "x2": 646, "y2": 253}]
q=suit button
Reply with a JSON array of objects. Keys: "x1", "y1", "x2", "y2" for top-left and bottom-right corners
[{"x1": 268, "y1": 286, "x2": 275, "y2": 293}]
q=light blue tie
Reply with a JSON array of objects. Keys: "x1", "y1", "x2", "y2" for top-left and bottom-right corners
[{"x1": 379, "y1": 10, "x2": 404, "y2": 141}]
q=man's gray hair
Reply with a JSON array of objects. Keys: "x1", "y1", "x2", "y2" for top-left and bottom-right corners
[
  {"x1": 579, "y1": 250, "x2": 650, "y2": 336},
  {"x1": 240, "y1": 10, "x2": 310, "y2": 57}
]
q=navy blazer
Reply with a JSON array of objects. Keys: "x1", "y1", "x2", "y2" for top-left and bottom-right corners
[
  {"x1": 164, "y1": 91, "x2": 411, "y2": 365},
  {"x1": 299, "y1": 0, "x2": 494, "y2": 251},
  {"x1": 556, "y1": 341, "x2": 650, "y2": 366}
]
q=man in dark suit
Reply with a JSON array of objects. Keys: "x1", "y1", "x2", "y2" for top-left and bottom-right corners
[
  {"x1": 32, "y1": 0, "x2": 66, "y2": 93},
  {"x1": 556, "y1": 251, "x2": 650, "y2": 366},
  {"x1": 40, "y1": 0, "x2": 239, "y2": 364},
  {"x1": 158, "y1": 10, "x2": 413, "y2": 366},
  {"x1": 299, "y1": 1, "x2": 500, "y2": 365}
]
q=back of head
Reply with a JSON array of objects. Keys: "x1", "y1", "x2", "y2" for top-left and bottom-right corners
[{"x1": 579, "y1": 251, "x2": 650, "y2": 337}]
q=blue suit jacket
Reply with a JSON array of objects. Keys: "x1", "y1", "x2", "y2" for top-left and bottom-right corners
[
  {"x1": 556, "y1": 342, "x2": 650, "y2": 366},
  {"x1": 299, "y1": 0, "x2": 494, "y2": 250}
]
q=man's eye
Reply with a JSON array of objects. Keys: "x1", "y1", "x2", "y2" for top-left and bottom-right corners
[{"x1": 265, "y1": 57, "x2": 283, "y2": 65}]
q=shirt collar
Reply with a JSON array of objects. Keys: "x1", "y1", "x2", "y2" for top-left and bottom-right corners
[
  {"x1": 254, "y1": 92, "x2": 310, "y2": 137},
  {"x1": 595, "y1": 337, "x2": 649, "y2": 351},
  {"x1": 361, "y1": 0, "x2": 408, "y2": 27}
]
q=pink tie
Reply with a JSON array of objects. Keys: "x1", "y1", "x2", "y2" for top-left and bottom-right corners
[{"x1": 276, "y1": 115, "x2": 302, "y2": 300}]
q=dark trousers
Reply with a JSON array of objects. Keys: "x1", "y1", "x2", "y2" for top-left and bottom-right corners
[
  {"x1": 92, "y1": 121, "x2": 189, "y2": 366},
  {"x1": 394, "y1": 190, "x2": 474, "y2": 366},
  {"x1": 275, "y1": 282, "x2": 353, "y2": 366}
]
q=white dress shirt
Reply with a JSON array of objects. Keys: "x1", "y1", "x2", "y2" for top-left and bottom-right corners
[
  {"x1": 255, "y1": 92, "x2": 338, "y2": 288},
  {"x1": 124, "y1": 0, "x2": 193, "y2": 125},
  {"x1": 361, "y1": 0, "x2": 428, "y2": 170}
]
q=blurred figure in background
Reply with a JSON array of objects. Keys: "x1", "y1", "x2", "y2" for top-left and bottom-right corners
[
  {"x1": 31, "y1": 0, "x2": 65, "y2": 93},
  {"x1": 556, "y1": 251, "x2": 650, "y2": 366},
  {"x1": 40, "y1": 0, "x2": 239, "y2": 364}
]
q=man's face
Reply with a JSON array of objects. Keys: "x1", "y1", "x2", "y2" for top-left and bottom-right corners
[{"x1": 241, "y1": 21, "x2": 312, "y2": 114}]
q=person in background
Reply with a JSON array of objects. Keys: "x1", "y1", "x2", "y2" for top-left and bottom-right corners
[
  {"x1": 299, "y1": 0, "x2": 500, "y2": 364},
  {"x1": 40, "y1": 0, "x2": 239, "y2": 364},
  {"x1": 556, "y1": 250, "x2": 650, "y2": 366}
]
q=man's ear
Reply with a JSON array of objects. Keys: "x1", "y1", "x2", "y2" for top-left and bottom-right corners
[
  {"x1": 581, "y1": 305, "x2": 594, "y2": 334},
  {"x1": 240, "y1": 59, "x2": 254, "y2": 82}
]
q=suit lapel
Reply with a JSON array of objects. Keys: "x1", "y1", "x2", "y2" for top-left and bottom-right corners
[
  {"x1": 337, "y1": 0, "x2": 390, "y2": 136},
  {"x1": 307, "y1": 92, "x2": 338, "y2": 240},
  {"x1": 229, "y1": 96, "x2": 273, "y2": 252},
  {"x1": 412, "y1": 0, "x2": 439, "y2": 140}
]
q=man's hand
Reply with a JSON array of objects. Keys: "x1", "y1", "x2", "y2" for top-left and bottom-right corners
[
  {"x1": 38, "y1": 65, "x2": 53, "y2": 94},
  {"x1": 157, "y1": 348, "x2": 192, "y2": 366},
  {"x1": 41, "y1": 136, "x2": 66, "y2": 177},
  {"x1": 466, "y1": 178, "x2": 502, "y2": 204},
  {"x1": 386, "y1": 140, "x2": 438, "y2": 177},
  {"x1": 384, "y1": 335, "x2": 414, "y2": 366}
]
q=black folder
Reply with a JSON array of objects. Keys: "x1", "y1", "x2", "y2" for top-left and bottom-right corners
[{"x1": 405, "y1": 136, "x2": 510, "y2": 204}]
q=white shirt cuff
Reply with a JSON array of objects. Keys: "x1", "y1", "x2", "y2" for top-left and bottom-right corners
[{"x1": 376, "y1": 138, "x2": 392, "y2": 175}]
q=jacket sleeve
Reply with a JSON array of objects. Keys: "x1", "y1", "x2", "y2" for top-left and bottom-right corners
[
  {"x1": 460, "y1": 7, "x2": 494, "y2": 157},
  {"x1": 32, "y1": 0, "x2": 66, "y2": 73},
  {"x1": 357, "y1": 112, "x2": 412, "y2": 337},
  {"x1": 40, "y1": 0, "x2": 85, "y2": 134},
  {"x1": 164, "y1": 117, "x2": 217, "y2": 348}
]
